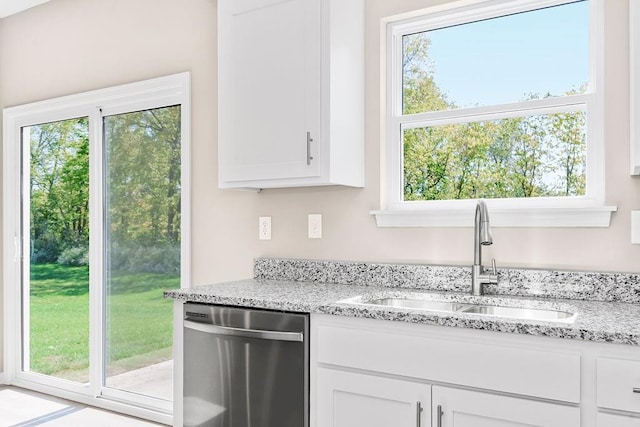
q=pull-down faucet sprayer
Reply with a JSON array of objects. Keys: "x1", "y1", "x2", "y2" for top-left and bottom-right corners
[{"x1": 471, "y1": 200, "x2": 498, "y2": 295}]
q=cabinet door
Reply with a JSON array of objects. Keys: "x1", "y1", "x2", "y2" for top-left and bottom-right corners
[
  {"x1": 218, "y1": 0, "x2": 322, "y2": 183},
  {"x1": 597, "y1": 357, "x2": 640, "y2": 413},
  {"x1": 317, "y1": 368, "x2": 430, "y2": 427},
  {"x1": 598, "y1": 413, "x2": 640, "y2": 426},
  {"x1": 432, "y1": 386, "x2": 579, "y2": 427}
]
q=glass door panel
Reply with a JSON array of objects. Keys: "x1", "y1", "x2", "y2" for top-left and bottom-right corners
[
  {"x1": 22, "y1": 117, "x2": 91, "y2": 384},
  {"x1": 103, "y1": 105, "x2": 181, "y2": 401}
]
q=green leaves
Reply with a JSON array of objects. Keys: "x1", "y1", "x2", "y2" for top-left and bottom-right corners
[
  {"x1": 29, "y1": 117, "x2": 89, "y2": 262},
  {"x1": 403, "y1": 113, "x2": 587, "y2": 201},
  {"x1": 28, "y1": 106, "x2": 182, "y2": 269},
  {"x1": 104, "y1": 106, "x2": 182, "y2": 248}
]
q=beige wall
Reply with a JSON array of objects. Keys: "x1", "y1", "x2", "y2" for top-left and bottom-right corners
[{"x1": 0, "y1": 0, "x2": 637, "y2": 370}]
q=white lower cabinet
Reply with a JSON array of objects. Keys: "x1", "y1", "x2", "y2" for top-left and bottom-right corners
[
  {"x1": 432, "y1": 386, "x2": 580, "y2": 427},
  {"x1": 315, "y1": 369, "x2": 579, "y2": 427},
  {"x1": 317, "y1": 368, "x2": 430, "y2": 427},
  {"x1": 598, "y1": 413, "x2": 640, "y2": 426},
  {"x1": 311, "y1": 313, "x2": 640, "y2": 427}
]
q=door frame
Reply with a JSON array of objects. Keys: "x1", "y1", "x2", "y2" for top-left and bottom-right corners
[{"x1": 2, "y1": 72, "x2": 191, "y2": 425}]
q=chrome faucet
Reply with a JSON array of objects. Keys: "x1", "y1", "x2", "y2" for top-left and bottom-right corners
[{"x1": 471, "y1": 200, "x2": 498, "y2": 295}]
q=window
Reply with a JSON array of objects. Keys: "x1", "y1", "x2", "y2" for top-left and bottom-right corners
[{"x1": 376, "y1": 0, "x2": 616, "y2": 227}]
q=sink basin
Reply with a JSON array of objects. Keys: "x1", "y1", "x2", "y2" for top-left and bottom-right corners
[
  {"x1": 462, "y1": 305, "x2": 575, "y2": 321},
  {"x1": 366, "y1": 298, "x2": 471, "y2": 312},
  {"x1": 341, "y1": 294, "x2": 577, "y2": 324}
]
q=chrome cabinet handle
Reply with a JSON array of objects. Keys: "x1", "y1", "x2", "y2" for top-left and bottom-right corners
[
  {"x1": 633, "y1": 387, "x2": 640, "y2": 393},
  {"x1": 13, "y1": 235, "x2": 19, "y2": 262},
  {"x1": 306, "y1": 131, "x2": 314, "y2": 165},
  {"x1": 416, "y1": 401, "x2": 422, "y2": 427},
  {"x1": 436, "y1": 404, "x2": 443, "y2": 427},
  {"x1": 184, "y1": 320, "x2": 304, "y2": 342}
]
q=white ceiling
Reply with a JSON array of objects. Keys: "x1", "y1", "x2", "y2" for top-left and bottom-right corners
[{"x1": 0, "y1": 0, "x2": 49, "y2": 18}]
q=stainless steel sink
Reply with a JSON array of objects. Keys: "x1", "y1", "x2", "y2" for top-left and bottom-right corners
[
  {"x1": 344, "y1": 295, "x2": 577, "y2": 324},
  {"x1": 365, "y1": 298, "x2": 471, "y2": 312},
  {"x1": 462, "y1": 305, "x2": 575, "y2": 321}
]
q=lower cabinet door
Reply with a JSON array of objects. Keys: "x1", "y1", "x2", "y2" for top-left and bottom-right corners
[
  {"x1": 598, "y1": 413, "x2": 640, "y2": 426},
  {"x1": 316, "y1": 368, "x2": 430, "y2": 427},
  {"x1": 432, "y1": 386, "x2": 580, "y2": 427}
]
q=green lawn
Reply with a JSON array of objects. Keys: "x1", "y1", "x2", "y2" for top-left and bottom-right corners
[{"x1": 29, "y1": 263, "x2": 177, "y2": 381}]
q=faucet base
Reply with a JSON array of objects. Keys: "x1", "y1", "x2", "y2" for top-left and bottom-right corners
[
  {"x1": 471, "y1": 265, "x2": 483, "y2": 296},
  {"x1": 471, "y1": 264, "x2": 498, "y2": 296}
]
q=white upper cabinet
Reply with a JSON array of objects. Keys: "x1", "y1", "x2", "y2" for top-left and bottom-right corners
[{"x1": 218, "y1": 0, "x2": 364, "y2": 189}]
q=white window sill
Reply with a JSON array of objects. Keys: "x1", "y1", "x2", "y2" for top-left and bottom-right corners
[{"x1": 371, "y1": 205, "x2": 617, "y2": 228}]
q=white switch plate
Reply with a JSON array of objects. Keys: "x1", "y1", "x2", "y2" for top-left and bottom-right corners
[
  {"x1": 308, "y1": 214, "x2": 322, "y2": 239},
  {"x1": 259, "y1": 216, "x2": 271, "y2": 240},
  {"x1": 632, "y1": 211, "x2": 640, "y2": 244}
]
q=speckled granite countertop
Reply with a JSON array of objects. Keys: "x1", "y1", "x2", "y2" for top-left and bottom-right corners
[{"x1": 165, "y1": 277, "x2": 640, "y2": 346}]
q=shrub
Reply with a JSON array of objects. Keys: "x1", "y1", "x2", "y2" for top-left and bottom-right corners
[
  {"x1": 31, "y1": 235, "x2": 62, "y2": 263},
  {"x1": 53, "y1": 243, "x2": 180, "y2": 274},
  {"x1": 109, "y1": 244, "x2": 180, "y2": 275},
  {"x1": 57, "y1": 246, "x2": 89, "y2": 266}
]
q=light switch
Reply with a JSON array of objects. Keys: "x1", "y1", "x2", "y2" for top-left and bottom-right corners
[
  {"x1": 259, "y1": 216, "x2": 271, "y2": 240},
  {"x1": 632, "y1": 211, "x2": 640, "y2": 244},
  {"x1": 308, "y1": 214, "x2": 322, "y2": 239}
]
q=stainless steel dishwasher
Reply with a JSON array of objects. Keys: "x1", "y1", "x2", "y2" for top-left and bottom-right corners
[{"x1": 183, "y1": 303, "x2": 309, "y2": 427}]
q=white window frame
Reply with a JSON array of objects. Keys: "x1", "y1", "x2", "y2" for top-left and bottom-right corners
[
  {"x1": 2, "y1": 73, "x2": 191, "y2": 425},
  {"x1": 373, "y1": 0, "x2": 616, "y2": 227}
]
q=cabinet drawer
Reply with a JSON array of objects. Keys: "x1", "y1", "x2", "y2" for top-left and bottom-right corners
[
  {"x1": 597, "y1": 357, "x2": 640, "y2": 413},
  {"x1": 317, "y1": 324, "x2": 581, "y2": 403}
]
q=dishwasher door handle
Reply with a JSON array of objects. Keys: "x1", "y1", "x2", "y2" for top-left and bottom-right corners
[{"x1": 184, "y1": 320, "x2": 304, "y2": 342}]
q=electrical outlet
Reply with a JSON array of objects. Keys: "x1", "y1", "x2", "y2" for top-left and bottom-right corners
[
  {"x1": 259, "y1": 216, "x2": 271, "y2": 240},
  {"x1": 632, "y1": 211, "x2": 640, "y2": 244},
  {"x1": 308, "y1": 214, "x2": 322, "y2": 239}
]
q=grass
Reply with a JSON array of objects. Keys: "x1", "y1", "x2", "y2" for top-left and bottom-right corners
[{"x1": 29, "y1": 263, "x2": 177, "y2": 381}]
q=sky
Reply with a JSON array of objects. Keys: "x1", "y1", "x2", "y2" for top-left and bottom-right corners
[{"x1": 409, "y1": 0, "x2": 589, "y2": 108}]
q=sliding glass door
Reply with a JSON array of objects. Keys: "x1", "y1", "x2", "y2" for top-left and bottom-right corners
[
  {"x1": 22, "y1": 118, "x2": 91, "y2": 385},
  {"x1": 103, "y1": 106, "x2": 181, "y2": 401},
  {"x1": 4, "y1": 74, "x2": 190, "y2": 423}
]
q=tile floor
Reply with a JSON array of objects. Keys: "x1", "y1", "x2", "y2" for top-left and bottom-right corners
[{"x1": 0, "y1": 386, "x2": 165, "y2": 427}]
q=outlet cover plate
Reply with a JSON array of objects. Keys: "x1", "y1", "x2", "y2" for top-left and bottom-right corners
[
  {"x1": 259, "y1": 216, "x2": 272, "y2": 240},
  {"x1": 632, "y1": 211, "x2": 640, "y2": 244},
  {"x1": 308, "y1": 214, "x2": 322, "y2": 239}
]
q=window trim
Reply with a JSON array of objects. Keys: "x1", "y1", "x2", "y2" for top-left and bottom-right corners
[{"x1": 375, "y1": 0, "x2": 616, "y2": 227}]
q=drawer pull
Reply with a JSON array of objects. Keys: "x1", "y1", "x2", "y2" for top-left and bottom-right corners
[{"x1": 633, "y1": 388, "x2": 640, "y2": 394}]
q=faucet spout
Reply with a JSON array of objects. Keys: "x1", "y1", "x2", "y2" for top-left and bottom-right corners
[
  {"x1": 473, "y1": 200, "x2": 492, "y2": 264},
  {"x1": 472, "y1": 199, "x2": 498, "y2": 295}
]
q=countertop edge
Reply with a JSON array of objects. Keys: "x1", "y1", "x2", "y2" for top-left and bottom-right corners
[{"x1": 164, "y1": 280, "x2": 640, "y2": 347}]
